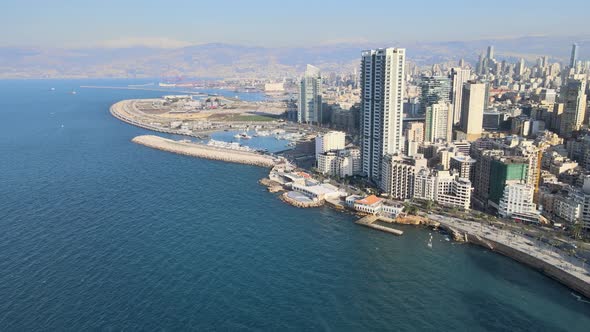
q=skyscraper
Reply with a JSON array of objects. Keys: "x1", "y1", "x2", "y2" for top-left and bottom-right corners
[
  {"x1": 419, "y1": 76, "x2": 451, "y2": 115},
  {"x1": 298, "y1": 64, "x2": 322, "y2": 124},
  {"x1": 460, "y1": 81, "x2": 486, "y2": 141},
  {"x1": 559, "y1": 78, "x2": 587, "y2": 137},
  {"x1": 425, "y1": 102, "x2": 453, "y2": 143},
  {"x1": 450, "y1": 67, "x2": 471, "y2": 125},
  {"x1": 487, "y1": 45, "x2": 494, "y2": 60},
  {"x1": 360, "y1": 48, "x2": 405, "y2": 182},
  {"x1": 516, "y1": 58, "x2": 526, "y2": 77},
  {"x1": 570, "y1": 43, "x2": 578, "y2": 69}
]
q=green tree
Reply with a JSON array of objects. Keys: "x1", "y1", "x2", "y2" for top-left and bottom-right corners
[{"x1": 572, "y1": 221, "x2": 584, "y2": 240}]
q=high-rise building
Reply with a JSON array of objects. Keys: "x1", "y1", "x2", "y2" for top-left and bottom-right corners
[
  {"x1": 425, "y1": 102, "x2": 453, "y2": 143},
  {"x1": 487, "y1": 45, "x2": 494, "y2": 60},
  {"x1": 559, "y1": 78, "x2": 587, "y2": 138},
  {"x1": 403, "y1": 121, "x2": 424, "y2": 156},
  {"x1": 488, "y1": 156, "x2": 529, "y2": 206},
  {"x1": 459, "y1": 81, "x2": 486, "y2": 141},
  {"x1": 380, "y1": 154, "x2": 426, "y2": 199},
  {"x1": 360, "y1": 48, "x2": 405, "y2": 182},
  {"x1": 298, "y1": 64, "x2": 322, "y2": 124},
  {"x1": 450, "y1": 155, "x2": 477, "y2": 182},
  {"x1": 516, "y1": 58, "x2": 526, "y2": 77},
  {"x1": 419, "y1": 76, "x2": 451, "y2": 114},
  {"x1": 450, "y1": 67, "x2": 471, "y2": 125},
  {"x1": 315, "y1": 131, "x2": 345, "y2": 159},
  {"x1": 498, "y1": 184, "x2": 539, "y2": 222},
  {"x1": 570, "y1": 43, "x2": 578, "y2": 69}
]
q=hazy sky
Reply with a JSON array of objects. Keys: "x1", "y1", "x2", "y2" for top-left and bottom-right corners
[{"x1": 2, "y1": 0, "x2": 588, "y2": 48}]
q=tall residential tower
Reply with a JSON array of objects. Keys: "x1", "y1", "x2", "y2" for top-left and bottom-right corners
[
  {"x1": 450, "y1": 67, "x2": 471, "y2": 125},
  {"x1": 298, "y1": 65, "x2": 322, "y2": 124},
  {"x1": 360, "y1": 48, "x2": 405, "y2": 182}
]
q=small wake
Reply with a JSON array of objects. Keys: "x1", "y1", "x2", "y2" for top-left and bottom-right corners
[{"x1": 571, "y1": 292, "x2": 590, "y2": 304}]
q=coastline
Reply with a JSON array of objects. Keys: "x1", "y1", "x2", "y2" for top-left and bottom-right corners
[{"x1": 110, "y1": 99, "x2": 590, "y2": 300}]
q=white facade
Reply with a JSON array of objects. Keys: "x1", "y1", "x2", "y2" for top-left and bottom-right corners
[
  {"x1": 435, "y1": 174, "x2": 472, "y2": 210},
  {"x1": 317, "y1": 148, "x2": 360, "y2": 178},
  {"x1": 315, "y1": 131, "x2": 345, "y2": 158},
  {"x1": 450, "y1": 67, "x2": 471, "y2": 125},
  {"x1": 498, "y1": 184, "x2": 539, "y2": 221},
  {"x1": 425, "y1": 102, "x2": 453, "y2": 143},
  {"x1": 380, "y1": 154, "x2": 426, "y2": 199},
  {"x1": 414, "y1": 169, "x2": 472, "y2": 210},
  {"x1": 360, "y1": 48, "x2": 405, "y2": 182},
  {"x1": 317, "y1": 152, "x2": 338, "y2": 176}
]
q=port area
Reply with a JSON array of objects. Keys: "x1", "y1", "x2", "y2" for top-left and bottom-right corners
[
  {"x1": 355, "y1": 215, "x2": 404, "y2": 236},
  {"x1": 110, "y1": 98, "x2": 287, "y2": 137}
]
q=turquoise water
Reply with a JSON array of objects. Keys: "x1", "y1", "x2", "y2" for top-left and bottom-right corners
[{"x1": 0, "y1": 79, "x2": 589, "y2": 330}]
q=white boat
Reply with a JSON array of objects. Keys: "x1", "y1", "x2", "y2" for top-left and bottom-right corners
[
  {"x1": 234, "y1": 134, "x2": 242, "y2": 139},
  {"x1": 428, "y1": 234, "x2": 433, "y2": 248}
]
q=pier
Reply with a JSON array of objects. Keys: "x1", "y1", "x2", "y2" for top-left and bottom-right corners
[
  {"x1": 355, "y1": 215, "x2": 404, "y2": 236},
  {"x1": 132, "y1": 135, "x2": 278, "y2": 168}
]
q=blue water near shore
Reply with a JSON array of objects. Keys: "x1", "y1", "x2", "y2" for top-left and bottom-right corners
[{"x1": 1, "y1": 79, "x2": 589, "y2": 330}]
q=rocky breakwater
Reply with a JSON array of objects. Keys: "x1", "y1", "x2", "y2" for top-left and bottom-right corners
[{"x1": 132, "y1": 135, "x2": 278, "y2": 168}]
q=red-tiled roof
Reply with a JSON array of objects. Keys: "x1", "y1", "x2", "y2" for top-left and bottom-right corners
[{"x1": 356, "y1": 195, "x2": 382, "y2": 205}]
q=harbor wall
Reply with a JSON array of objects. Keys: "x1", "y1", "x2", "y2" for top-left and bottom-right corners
[
  {"x1": 132, "y1": 135, "x2": 277, "y2": 168},
  {"x1": 461, "y1": 231, "x2": 590, "y2": 299}
]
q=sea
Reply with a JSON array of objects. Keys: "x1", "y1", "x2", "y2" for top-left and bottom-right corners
[{"x1": 0, "y1": 79, "x2": 589, "y2": 331}]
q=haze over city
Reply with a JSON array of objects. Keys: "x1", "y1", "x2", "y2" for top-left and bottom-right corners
[{"x1": 1, "y1": 0, "x2": 590, "y2": 330}]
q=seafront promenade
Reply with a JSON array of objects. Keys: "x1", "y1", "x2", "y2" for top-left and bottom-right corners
[
  {"x1": 429, "y1": 214, "x2": 590, "y2": 298},
  {"x1": 132, "y1": 135, "x2": 278, "y2": 168}
]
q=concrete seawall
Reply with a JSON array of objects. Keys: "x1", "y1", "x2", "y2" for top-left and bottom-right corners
[
  {"x1": 466, "y1": 233, "x2": 590, "y2": 299},
  {"x1": 433, "y1": 218, "x2": 590, "y2": 299},
  {"x1": 132, "y1": 135, "x2": 277, "y2": 168}
]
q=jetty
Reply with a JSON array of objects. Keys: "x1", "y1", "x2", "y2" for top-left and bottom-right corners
[
  {"x1": 132, "y1": 135, "x2": 278, "y2": 168},
  {"x1": 355, "y1": 215, "x2": 404, "y2": 236}
]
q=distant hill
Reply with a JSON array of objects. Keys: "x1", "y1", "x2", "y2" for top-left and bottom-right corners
[{"x1": 0, "y1": 35, "x2": 588, "y2": 79}]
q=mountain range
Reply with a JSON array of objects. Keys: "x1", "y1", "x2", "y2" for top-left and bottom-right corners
[{"x1": 0, "y1": 35, "x2": 588, "y2": 79}]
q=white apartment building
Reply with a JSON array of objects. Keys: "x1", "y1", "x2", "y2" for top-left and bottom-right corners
[
  {"x1": 450, "y1": 67, "x2": 471, "y2": 125},
  {"x1": 317, "y1": 152, "x2": 338, "y2": 176},
  {"x1": 360, "y1": 48, "x2": 405, "y2": 182},
  {"x1": 425, "y1": 102, "x2": 453, "y2": 143},
  {"x1": 317, "y1": 148, "x2": 361, "y2": 178},
  {"x1": 498, "y1": 184, "x2": 539, "y2": 222},
  {"x1": 435, "y1": 174, "x2": 472, "y2": 210},
  {"x1": 414, "y1": 169, "x2": 472, "y2": 210},
  {"x1": 315, "y1": 131, "x2": 346, "y2": 159},
  {"x1": 380, "y1": 154, "x2": 427, "y2": 199}
]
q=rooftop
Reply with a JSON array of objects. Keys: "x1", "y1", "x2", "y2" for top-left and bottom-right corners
[{"x1": 356, "y1": 195, "x2": 382, "y2": 206}]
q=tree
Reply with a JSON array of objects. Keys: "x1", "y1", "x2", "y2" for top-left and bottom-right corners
[
  {"x1": 403, "y1": 201, "x2": 418, "y2": 216},
  {"x1": 572, "y1": 221, "x2": 584, "y2": 240},
  {"x1": 425, "y1": 200, "x2": 434, "y2": 213}
]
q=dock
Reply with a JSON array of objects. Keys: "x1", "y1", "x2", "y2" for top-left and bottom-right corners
[{"x1": 355, "y1": 215, "x2": 404, "y2": 236}]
